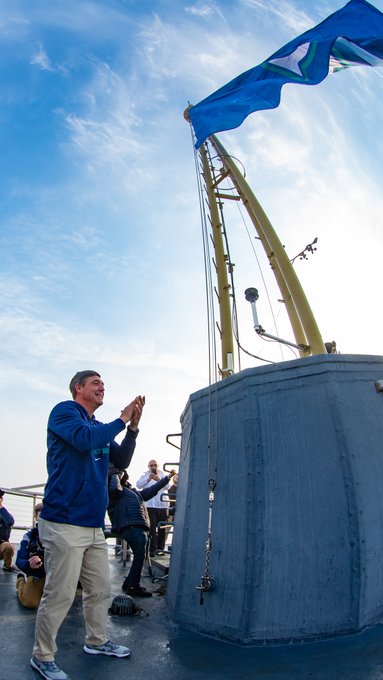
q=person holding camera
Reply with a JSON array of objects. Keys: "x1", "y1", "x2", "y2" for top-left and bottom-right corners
[
  {"x1": 16, "y1": 502, "x2": 45, "y2": 609},
  {"x1": 136, "y1": 460, "x2": 171, "y2": 556}
]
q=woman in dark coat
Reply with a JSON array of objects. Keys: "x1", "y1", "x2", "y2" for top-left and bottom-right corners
[{"x1": 108, "y1": 465, "x2": 175, "y2": 597}]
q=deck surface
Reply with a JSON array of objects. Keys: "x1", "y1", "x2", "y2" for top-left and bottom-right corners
[{"x1": 2, "y1": 548, "x2": 383, "y2": 680}]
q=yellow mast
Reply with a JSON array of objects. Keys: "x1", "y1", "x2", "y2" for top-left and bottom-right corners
[{"x1": 206, "y1": 134, "x2": 326, "y2": 357}]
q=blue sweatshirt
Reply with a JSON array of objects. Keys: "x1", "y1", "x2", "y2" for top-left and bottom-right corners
[
  {"x1": 0, "y1": 506, "x2": 14, "y2": 543},
  {"x1": 40, "y1": 400, "x2": 138, "y2": 528}
]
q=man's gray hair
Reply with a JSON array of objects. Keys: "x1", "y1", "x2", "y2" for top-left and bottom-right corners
[{"x1": 69, "y1": 370, "x2": 100, "y2": 399}]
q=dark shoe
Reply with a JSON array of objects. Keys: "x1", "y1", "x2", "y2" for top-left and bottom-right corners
[
  {"x1": 122, "y1": 584, "x2": 152, "y2": 598},
  {"x1": 3, "y1": 565, "x2": 18, "y2": 572},
  {"x1": 149, "y1": 552, "x2": 155, "y2": 558}
]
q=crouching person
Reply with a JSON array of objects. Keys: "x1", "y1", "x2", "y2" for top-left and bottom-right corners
[
  {"x1": 0, "y1": 488, "x2": 17, "y2": 571},
  {"x1": 16, "y1": 502, "x2": 45, "y2": 609},
  {"x1": 108, "y1": 465, "x2": 175, "y2": 597}
]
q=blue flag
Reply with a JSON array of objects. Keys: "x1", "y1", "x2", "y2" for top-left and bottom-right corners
[{"x1": 188, "y1": 0, "x2": 383, "y2": 148}]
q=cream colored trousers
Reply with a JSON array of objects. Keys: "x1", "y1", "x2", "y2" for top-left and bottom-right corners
[{"x1": 33, "y1": 518, "x2": 110, "y2": 661}]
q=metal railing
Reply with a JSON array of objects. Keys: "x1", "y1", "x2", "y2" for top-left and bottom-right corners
[{"x1": 0, "y1": 486, "x2": 45, "y2": 544}]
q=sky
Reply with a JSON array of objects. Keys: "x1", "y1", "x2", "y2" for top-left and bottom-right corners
[{"x1": 1, "y1": 0, "x2": 383, "y2": 490}]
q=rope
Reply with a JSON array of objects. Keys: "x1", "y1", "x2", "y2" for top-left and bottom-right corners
[
  {"x1": 207, "y1": 145, "x2": 277, "y2": 365},
  {"x1": 191, "y1": 131, "x2": 220, "y2": 604},
  {"x1": 196, "y1": 478, "x2": 216, "y2": 605},
  {"x1": 235, "y1": 199, "x2": 286, "y2": 361}
]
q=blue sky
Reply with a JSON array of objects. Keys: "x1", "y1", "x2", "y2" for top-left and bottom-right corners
[{"x1": 1, "y1": 0, "x2": 383, "y2": 488}]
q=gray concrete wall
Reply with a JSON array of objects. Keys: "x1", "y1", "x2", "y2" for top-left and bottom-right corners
[{"x1": 166, "y1": 354, "x2": 383, "y2": 644}]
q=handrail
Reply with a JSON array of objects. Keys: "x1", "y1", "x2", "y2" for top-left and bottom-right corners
[
  {"x1": 2, "y1": 485, "x2": 45, "y2": 497},
  {"x1": 160, "y1": 493, "x2": 176, "y2": 504},
  {"x1": 0, "y1": 488, "x2": 44, "y2": 539},
  {"x1": 166, "y1": 434, "x2": 182, "y2": 450}
]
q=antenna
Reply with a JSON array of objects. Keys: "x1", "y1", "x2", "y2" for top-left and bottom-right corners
[
  {"x1": 244, "y1": 287, "x2": 309, "y2": 353},
  {"x1": 244, "y1": 287, "x2": 262, "y2": 331}
]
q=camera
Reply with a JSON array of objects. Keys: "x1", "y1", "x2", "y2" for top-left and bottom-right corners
[{"x1": 28, "y1": 529, "x2": 45, "y2": 563}]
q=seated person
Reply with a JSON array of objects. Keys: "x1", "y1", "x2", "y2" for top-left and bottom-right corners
[
  {"x1": 0, "y1": 488, "x2": 17, "y2": 572},
  {"x1": 16, "y1": 502, "x2": 45, "y2": 609},
  {"x1": 108, "y1": 465, "x2": 176, "y2": 597}
]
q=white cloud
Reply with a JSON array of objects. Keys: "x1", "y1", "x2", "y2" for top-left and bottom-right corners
[
  {"x1": 65, "y1": 62, "x2": 143, "y2": 159},
  {"x1": 185, "y1": 0, "x2": 227, "y2": 22},
  {"x1": 0, "y1": 14, "x2": 30, "y2": 40},
  {"x1": 30, "y1": 42, "x2": 53, "y2": 71},
  {"x1": 240, "y1": 0, "x2": 314, "y2": 34}
]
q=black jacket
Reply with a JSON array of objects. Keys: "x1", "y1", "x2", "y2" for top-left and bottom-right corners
[{"x1": 108, "y1": 471, "x2": 171, "y2": 533}]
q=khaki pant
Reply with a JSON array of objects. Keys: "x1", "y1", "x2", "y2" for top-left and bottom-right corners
[
  {"x1": 17, "y1": 575, "x2": 45, "y2": 609},
  {"x1": 0, "y1": 541, "x2": 15, "y2": 567},
  {"x1": 33, "y1": 519, "x2": 110, "y2": 662}
]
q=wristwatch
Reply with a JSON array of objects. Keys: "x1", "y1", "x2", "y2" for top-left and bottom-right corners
[{"x1": 127, "y1": 426, "x2": 139, "y2": 435}]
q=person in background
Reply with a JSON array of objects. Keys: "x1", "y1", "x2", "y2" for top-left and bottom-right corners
[
  {"x1": 136, "y1": 460, "x2": 171, "y2": 556},
  {"x1": 108, "y1": 466, "x2": 176, "y2": 597},
  {"x1": 0, "y1": 489, "x2": 17, "y2": 572},
  {"x1": 31, "y1": 370, "x2": 145, "y2": 680},
  {"x1": 16, "y1": 502, "x2": 45, "y2": 609}
]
